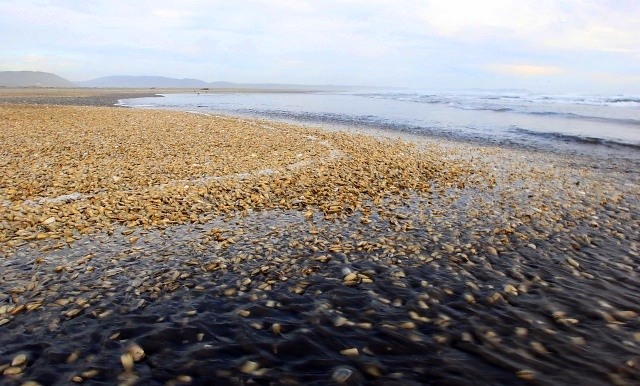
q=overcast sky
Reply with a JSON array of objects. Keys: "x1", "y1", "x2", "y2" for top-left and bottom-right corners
[{"x1": 1, "y1": 0, "x2": 638, "y2": 93}]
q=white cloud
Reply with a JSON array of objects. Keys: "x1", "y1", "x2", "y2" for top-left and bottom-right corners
[
  {"x1": 489, "y1": 64, "x2": 565, "y2": 77},
  {"x1": 417, "y1": 0, "x2": 640, "y2": 54},
  {"x1": 0, "y1": 0, "x2": 638, "y2": 92}
]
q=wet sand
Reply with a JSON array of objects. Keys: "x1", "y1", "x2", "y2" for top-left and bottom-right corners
[
  {"x1": 1, "y1": 97, "x2": 639, "y2": 385},
  {"x1": 0, "y1": 88, "x2": 167, "y2": 107}
]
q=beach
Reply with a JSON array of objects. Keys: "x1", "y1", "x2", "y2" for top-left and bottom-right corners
[{"x1": 1, "y1": 90, "x2": 639, "y2": 385}]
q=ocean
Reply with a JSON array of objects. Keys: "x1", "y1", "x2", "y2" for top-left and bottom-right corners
[{"x1": 119, "y1": 90, "x2": 640, "y2": 160}]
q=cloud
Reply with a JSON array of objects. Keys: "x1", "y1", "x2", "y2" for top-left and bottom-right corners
[
  {"x1": 150, "y1": 8, "x2": 196, "y2": 27},
  {"x1": 417, "y1": 0, "x2": 640, "y2": 54},
  {"x1": 489, "y1": 64, "x2": 565, "y2": 77},
  {"x1": 0, "y1": 0, "x2": 638, "y2": 92}
]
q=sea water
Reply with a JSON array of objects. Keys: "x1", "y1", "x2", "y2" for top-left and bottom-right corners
[{"x1": 119, "y1": 90, "x2": 640, "y2": 160}]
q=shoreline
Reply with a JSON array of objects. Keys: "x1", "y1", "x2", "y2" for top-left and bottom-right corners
[
  {"x1": 1, "y1": 97, "x2": 639, "y2": 385},
  {"x1": 116, "y1": 92, "x2": 640, "y2": 164},
  {"x1": 0, "y1": 87, "x2": 335, "y2": 108}
]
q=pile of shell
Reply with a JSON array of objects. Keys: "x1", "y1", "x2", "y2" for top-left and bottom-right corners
[
  {"x1": 1, "y1": 104, "x2": 639, "y2": 385},
  {"x1": 0, "y1": 105, "x2": 472, "y2": 254}
]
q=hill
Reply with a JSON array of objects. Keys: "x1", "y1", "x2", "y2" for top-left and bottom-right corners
[
  {"x1": 0, "y1": 71, "x2": 77, "y2": 87},
  {"x1": 79, "y1": 75, "x2": 354, "y2": 91},
  {"x1": 78, "y1": 76, "x2": 210, "y2": 88}
]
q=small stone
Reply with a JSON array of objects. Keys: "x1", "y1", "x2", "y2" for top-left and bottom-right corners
[
  {"x1": 340, "y1": 348, "x2": 359, "y2": 356},
  {"x1": 175, "y1": 375, "x2": 193, "y2": 383},
  {"x1": 12, "y1": 353, "x2": 27, "y2": 366},
  {"x1": 570, "y1": 336, "x2": 586, "y2": 345},
  {"x1": 120, "y1": 353, "x2": 134, "y2": 372},
  {"x1": 42, "y1": 217, "x2": 56, "y2": 225},
  {"x1": 81, "y1": 369, "x2": 100, "y2": 378},
  {"x1": 517, "y1": 369, "x2": 536, "y2": 380},
  {"x1": 334, "y1": 316, "x2": 348, "y2": 327},
  {"x1": 608, "y1": 373, "x2": 627, "y2": 386},
  {"x1": 3, "y1": 366, "x2": 22, "y2": 376},
  {"x1": 364, "y1": 364, "x2": 382, "y2": 378},
  {"x1": 332, "y1": 366, "x2": 355, "y2": 384},
  {"x1": 399, "y1": 321, "x2": 416, "y2": 329},
  {"x1": 530, "y1": 341, "x2": 549, "y2": 354},
  {"x1": 566, "y1": 257, "x2": 579, "y2": 268},
  {"x1": 614, "y1": 310, "x2": 637, "y2": 320},
  {"x1": 65, "y1": 308, "x2": 81, "y2": 318},
  {"x1": 503, "y1": 284, "x2": 518, "y2": 296},
  {"x1": 240, "y1": 361, "x2": 260, "y2": 374},
  {"x1": 433, "y1": 334, "x2": 448, "y2": 344},
  {"x1": 127, "y1": 344, "x2": 145, "y2": 362},
  {"x1": 343, "y1": 272, "x2": 358, "y2": 282},
  {"x1": 66, "y1": 351, "x2": 80, "y2": 364},
  {"x1": 486, "y1": 246, "x2": 498, "y2": 256}
]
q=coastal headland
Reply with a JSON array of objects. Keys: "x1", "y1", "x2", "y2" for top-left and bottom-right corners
[{"x1": 0, "y1": 89, "x2": 639, "y2": 385}]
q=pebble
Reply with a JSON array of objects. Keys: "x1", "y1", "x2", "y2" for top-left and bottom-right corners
[
  {"x1": 3, "y1": 367, "x2": 22, "y2": 376},
  {"x1": 340, "y1": 348, "x2": 359, "y2": 356},
  {"x1": 486, "y1": 246, "x2": 498, "y2": 256},
  {"x1": 570, "y1": 336, "x2": 586, "y2": 345},
  {"x1": 240, "y1": 361, "x2": 260, "y2": 374},
  {"x1": 517, "y1": 369, "x2": 536, "y2": 380},
  {"x1": 175, "y1": 375, "x2": 193, "y2": 383},
  {"x1": 127, "y1": 344, "x2": 145, "y2": 362},
  {"x1": 614, "y1": 310, "x2": 637, "y2": 320},
  {"x1": 530, "y1": 341, "x2": 550, "y2": 354},
  {"x1": 566, "y1": 257, "x2": 580, "y2": 268},
  {"x1": 11, "y1": 353, "x2": 27, "y2": 367},
  {"x1": 120, "y1": 353, "x2": 134, "y2": 372},
  {"x1": 343, "y1": 272, "x2": 358, "y2": 282},
  {"x1": 503, "y1": 284, "x2": 518, "y2": 296},
  {"x1": 332, "y1": 366, "x2": 359, "y2": 384}
]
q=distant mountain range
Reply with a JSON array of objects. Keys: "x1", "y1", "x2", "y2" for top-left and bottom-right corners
[
  {"x1": 77, "y1": 75, "x2": 210, "y2": 88},
  {"x1": 0, "y1": 71, "x2": 355, "y2": 91},
  {"x1": 76, "y1": 75, "x2": 351, "y2": 91},
  {"x1": 0, "y1": 71, "x2": 77, "y2": 87}
]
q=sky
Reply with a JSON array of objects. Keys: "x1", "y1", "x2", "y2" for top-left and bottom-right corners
[{"x1": 0, "y1": 0, "x2": 639, "y2": 93}]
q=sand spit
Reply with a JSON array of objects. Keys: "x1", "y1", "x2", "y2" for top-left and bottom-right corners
[
  {"x1": 0, "y1": 88, "x2": 168, "y2": 107},
  {"x1": 0, "y1": 104, "x2": 639, "y2": 385},
  {"x1": 0, "y1": 87, "x2": 322, "y2": 108}
]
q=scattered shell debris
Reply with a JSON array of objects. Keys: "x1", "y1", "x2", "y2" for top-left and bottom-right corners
[{"x1": 0, "y1": 101, "x2": 639, "y2": 385}]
